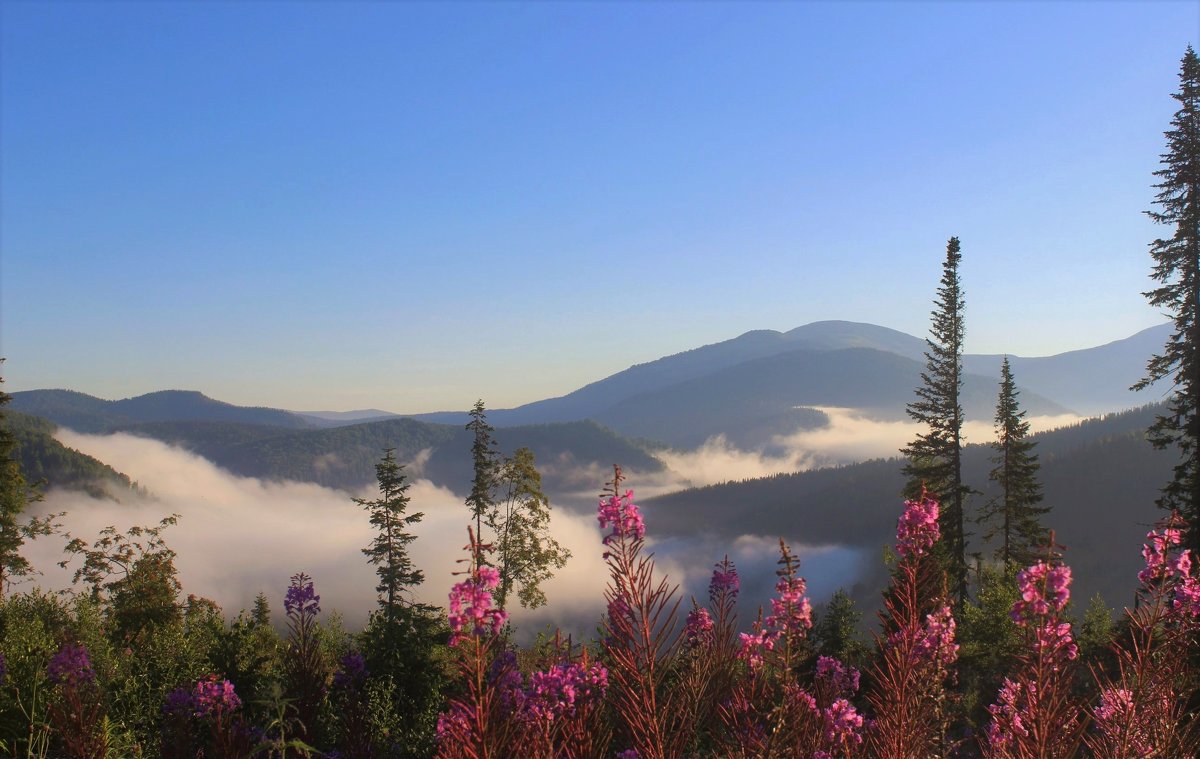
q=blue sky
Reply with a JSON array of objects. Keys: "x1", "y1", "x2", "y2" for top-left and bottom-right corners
[{"x1": 1, "y1": 1, "x2": 1195, "y2": 412}]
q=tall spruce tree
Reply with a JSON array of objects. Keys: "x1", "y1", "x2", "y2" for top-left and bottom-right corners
[
  {"x1": 356, "y1": 448, "x2": 444, "y2": 758},
  {"x1": 1134, "y1": 46, "x2": 1200, "y2": 554},
  {"x1": 356, "y1": 448, "x2": 424, "y2": 620},
  {"x1": 980, "y1": 357, "x2": 1048, "y2": 567},
  {"x1": 465, "y1": 399, "x2": 500, "y2": 554},
  {"x1": 903, "y1": 237, "x2": 971, "y2": 601}
]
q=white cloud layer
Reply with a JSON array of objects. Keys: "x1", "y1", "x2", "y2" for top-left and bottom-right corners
[{"x1": 22, "y1": 432, "x2": 868, "y2": 640}]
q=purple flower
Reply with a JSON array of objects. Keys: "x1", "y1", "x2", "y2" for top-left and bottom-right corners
[
  {"x1": 192, "y1": 675, "x2": 242, "y2": 717},
  {"x1": 163, "y1": 686, "x2": 194, "y2": 716},
  {"x1": 332, "y1": 650, "x2": 368, "y2": 690},
  {"x1": 685, "y1": 606, "x2": 715, "y2": 646},
  {"x1": 524, "y1": 660, "x2": 608, "y2": 721},
  {"x1": 815, "y1": 655, "x2": 861, "y2": 697},
  {"x1": 47, "y1": 642, "x2": 95, "y2": 686},
  {"x1": 708, "y1": 559, "x2": 740, "y2": 601},
  {"x1": 284, "y1": 572, "x2": 320, "y2": 617}
]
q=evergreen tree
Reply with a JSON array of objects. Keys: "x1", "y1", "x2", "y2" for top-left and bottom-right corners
[
  {"x1": 465, "y1": 399, "x2": 500, "y2": 551},
  {"x1": 356, "y1": 448, "x2": 445, "y2": 758},
  {"x1": 980, "y1": 357, "x2": 1048, "y2": 567},
  {"x1": 902, "y1": 237, "x2": 971, "y2": 601},
  {"x1": 356, "y1": 448, "x2": 424, "y2": 620},
  {"x1": 0, "y1": 365, "x2": 55, "y2": 600},
  {"x1": 1134, "y1": 46, "x2": 1200, "y2": 554},
  {"x1": 488, "y1": 446, "x2": 570, "y2": 610}
]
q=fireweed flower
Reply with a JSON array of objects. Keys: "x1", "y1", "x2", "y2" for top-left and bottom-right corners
[
  {"x1": 1137, "y1": 521, "x2": 1200, "y2": 616},
  {"x1": 332, "y1": 651, "x2": 368, "y2": 690},
  {"x1": 896, "y1": 495, "x2": 940, "y2": 558},
  {"x1": 815, "y1": 655, "x2": 861, "y2": 698},
  {"x1": 47, "y1": 642, "x2": 95, "y2": 686},
  {"x1": 767, "y1": 576, "x2": 813, "y2": 635},
  {"x1": 192, "y1": 675, "x2": 242, "y2": 717},
  {"x1": 914, "y1": 605, "x2": 960, "y2": 668},
  {"x1": 447, "y1": 566, "x2": 507, "y2": 644},
  {"x1": 1010, "y1": 561, "x2": 1077, "y2": 663},
  {"x1": 597, "y1": 489, "x2": 645, "y2": 547},
  {"x1": 685, "y1": 606, "x2": 715, "y2": 647},
  {"x1": 523, "y1": 661, "x2": 609, "y2": 721},
  {"x1": 709, "y1": 561, "x2": 740, "y2": 600},
  {"x1": 284, "y1": 572, "x2": 321, "y2": 617},
  {"x1": 1139, "y1": 526, "x2": 1184, "y2": 585},
  {"x1": 986, "y1": 678, "x2": 1033, "y2": 751},
  {"x1": 163, "y1": 686, "x2": 194, "y2": 716},
  {"x1": 823, "y1": 698, "x2": 865, "y2": 746},
  {"x1": 488, "y1": 650, "x2": 526, "y2": 714},
  {"x1": 1092, "y1": 687, "x2": 1157, "y2": 756}
]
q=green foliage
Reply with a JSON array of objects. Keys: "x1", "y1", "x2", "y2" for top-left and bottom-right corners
[
  {"x1": 0, "y1": 369, "x2": 58, "y2": 601},
  {"x1": 1076, "y1": 593, "x2": 1116, "y2": 667},
  {"x1": 956, "y1": 565, "x2": 1022, "y2": 727},
  {"x1": 902, "y1": 237, "x2": 972, "y2": 601},
  {"x1": 0, "y1": 590, "x2": 67, "y2": 756},
  {"x1": 60, "y1": 516, "x2": 184, "y2": 642},
  {"x1": 465, "y1": 400, "x2": 501, "y2": 545},
  {"x1": 490, "y1": 447, "x2": 570, "y2": 610},
  {"x1": 810, "y1": 589, "x2": 870, "y2": 670},
  {"x1": 208, "y1": 606, "x2": 284, "y2": 728},
  {"x1": 980, "y1": 357, "x2": 1049, "y2": 568},
  {"x1": 357, "y1": 448, "x2": 424, "y2": 619},
  {"x1": 358, "y1": 609, "x2": 448, "y2": 758},
  {"x1": 1135, "y1": 46, "x2": 1200, "y2": 554},
  {"x1": 6, "y1": 410, "x2": 140, "y2": 501}
]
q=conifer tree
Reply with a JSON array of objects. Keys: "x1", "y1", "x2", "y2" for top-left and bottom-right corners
[
  {"x1": 356, "y1": 448, "x2": 444, "y2": 757},
  {"x1": 1134, "y1": 46, "x2": 1200, "y2": 553},
  {"x1": 356, "y1": 447, "x2": 424, "y2": 620},
  {"x1": 0, "y1": 364, "x2": 54, "y2": 601},
  {"x1": 903, "y1": 237, "x2": 971, "y2": 601},
  {"x1": 465, "y1": 399, "x2": 500, "y2": 551},
  {"x1": 980, "y1": 357, "x2": 1048, "y2": 567}
]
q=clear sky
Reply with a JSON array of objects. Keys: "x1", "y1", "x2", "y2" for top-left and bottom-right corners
[{"x1": 1, "y1": 1, "x2": 1195, "y2": 413}]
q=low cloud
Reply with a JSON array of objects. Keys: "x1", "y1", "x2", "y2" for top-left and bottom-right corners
[
  {"x1": 20, "y1": 431, "x2": 870, "y2": 641},
  {"x1": 620, "y1": 408, "x2": 1089, "y2": 496}
]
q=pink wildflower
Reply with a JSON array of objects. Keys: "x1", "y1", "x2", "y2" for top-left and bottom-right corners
[
  {"x1": 447, "y1": 568, "x2": 508, "y2": 644},
  {"x1": 896, "y1": 495, "x2": 940, "y2": 558},
  {"x1": 822, "y1": 698, "x2": 865, "y2": 746},
  {"x1": 524, "y1": 661, "x2": 608, "y2": 721},
  {"x1": 766, "y1": 576, "x2": 813, "y2": 634},
  {"x1": 915, "y1": 605, "x2": 960, "y2": 668},
  {"x1": 986, "y1": 677, "x2": 1033, "y2": 751},
  {"x1": 597, "y1": 489, "x2": 646, "y2": 546},
  {"x1": 709, "y1": 559, "x2": 740, "y2": 600},
  {"x1": 814, "y1": 656, "x2": 860, "y2": 697},
  {"x1": 192, "y1": 675, "x2": 241, "y2": 717},
  {"x1": 685, "y1": 606, "x2": 715, "y2": 647}
]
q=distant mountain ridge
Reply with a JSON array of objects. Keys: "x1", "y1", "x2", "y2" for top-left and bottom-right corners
[
  {"x1": 10, "y1": 389, "x2": 314, "y2": 433},
  {"x1": 12, "y1": 320, "x2": 1172, "y2": 454},
  {"x1": 407, "y1": 320, "x2": 1164, "y2": 448}
]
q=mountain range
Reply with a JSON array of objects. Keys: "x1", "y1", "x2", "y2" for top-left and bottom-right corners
[
  {"x1": 10, "y1": 320, "x2": 1171, "y2": 488},
  {"x1": 3, "y1": 319, "x2": 1183, "y2": 617}
]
